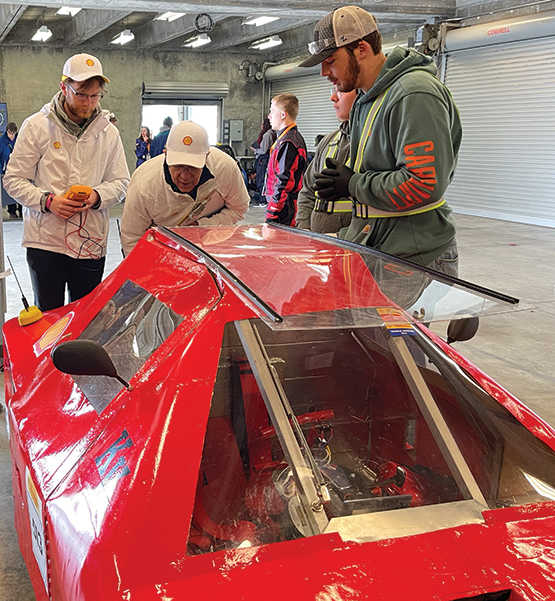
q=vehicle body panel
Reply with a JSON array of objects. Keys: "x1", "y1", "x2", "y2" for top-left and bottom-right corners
[{"x1": 4, "y1": 225, "x2": 554, "y2": 601}]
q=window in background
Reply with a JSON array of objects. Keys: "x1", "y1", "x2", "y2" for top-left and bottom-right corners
[{"x1": 142, "y1": 103, "x2": 219, "y2": 145}]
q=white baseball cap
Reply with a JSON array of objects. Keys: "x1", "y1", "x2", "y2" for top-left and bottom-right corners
[
  {"x1": 166, "y1": 121, "x2": 209, "y2": 168},
  {"x1": 62, "y1": 53, "x2": 110, "y2": 83}
]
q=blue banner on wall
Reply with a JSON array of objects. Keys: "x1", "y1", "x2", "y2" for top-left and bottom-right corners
[{"x1": 0, "y1": 103, "x2": 7, "y2": 136}]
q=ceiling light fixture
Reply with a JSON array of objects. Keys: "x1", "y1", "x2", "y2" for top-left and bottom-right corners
[
  {"x1": 31, "y1": 25, "x2": 52, "y2": 42},
  {"x1": 111, "y1": 29, "x2": 135, "y2": 45},
  {"x1": 243, "y1": 16, "x2": 280, "y2": 27},
  {"x1": 56, "y1": 7, "x2": 82, "y2": 16},
  {"x1": 154, "y1": 12, "x2": 185, "y2": 22},
  {"x1": 183, "y1": 33, "x2": 211, "y2": 48},
  {"x1": 250, "y1": 35, "x2": 282, "y2": 50}
]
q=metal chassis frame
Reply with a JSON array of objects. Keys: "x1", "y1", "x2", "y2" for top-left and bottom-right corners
[
  {"x1": 386, "y1": 333, "x2": 488, "y2": 507},
  {"x1": 234, "y1": 319, "x2": 329, "y2": 535}
]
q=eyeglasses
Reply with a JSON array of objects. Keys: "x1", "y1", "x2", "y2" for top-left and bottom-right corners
[
  {"x1": 330, "y1": 85, "x2": 344, "y2": 99},
  {"x1": 65, "y1": 82, "x2": 104, "y2": 101},
  {"x1": 308, "y1": 38, "x2": 335, "y2": 55}
]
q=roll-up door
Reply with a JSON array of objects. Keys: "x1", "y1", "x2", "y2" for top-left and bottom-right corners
[
  {"x1": 444, "y1": 35, "x2": 555, "y2": 227},
  {"x1": 142, "y1": 82, "x2": 229, "y2": 104},
  {"x1": 271, "y1": 75, "x2": 339, "y2": 151}
]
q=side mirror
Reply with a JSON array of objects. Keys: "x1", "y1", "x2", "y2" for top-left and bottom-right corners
[
  {"x1": 51, "y1": 339, "x2": 129, "y2": 388},
  {"x1": 446, "y1": 317, "x2": 479, "y2": 344}
]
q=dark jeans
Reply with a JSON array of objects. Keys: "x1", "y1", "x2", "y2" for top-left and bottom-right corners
[
  {"x1": 1, "y1": 176, "x2": 17, "y2": 207},
  {"x1": 27, "y1": 247, "x2": 105, "y2": 311}
]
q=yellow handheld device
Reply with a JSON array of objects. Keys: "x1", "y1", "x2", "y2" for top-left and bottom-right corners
[{"x1": 64, "y1": 185, "x2": 92, "y2": 204}]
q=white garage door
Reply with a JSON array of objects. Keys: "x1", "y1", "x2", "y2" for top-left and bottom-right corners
[
  {"x1": 444, "y1": 36, "x2": 555, "y2": 227},
  {"x1": 271, "y1": 74, "x2": 339, "y2": 151}
]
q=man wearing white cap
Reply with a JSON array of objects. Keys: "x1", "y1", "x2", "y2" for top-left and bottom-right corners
[
  {"x1": 298, "y1": 6, "x2": 461, "y2": 276},
  {"x1": 4, "y1": 53, "x2": 129, "y2": 311},
  {"x1": 121, "y1": 121, "x2": 249, "y2": 256}
]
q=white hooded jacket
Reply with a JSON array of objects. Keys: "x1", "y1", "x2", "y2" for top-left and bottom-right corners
[
  {"x1": 121, "y1": 149, "x2": 249, "y2": 256},
  {"x1": 4, "y1": 99, "x2": 130, "y2": 259}
]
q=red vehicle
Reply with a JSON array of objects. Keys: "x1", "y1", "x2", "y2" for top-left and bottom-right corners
[{"x1": 4, "y1": 224, "x2": 555, "y2": 601}]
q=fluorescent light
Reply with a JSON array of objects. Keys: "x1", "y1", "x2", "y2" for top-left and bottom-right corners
[
  {"x1": 243, "y1": 16, "x2": 280, "y2": 27},
  {"x1": 111, "y1": 29, "x2": 134, "y2": 45},
  {"x1": 250, "y1": 35, "x2": 282, "y2": 50},
  {"x1": 56, "y1": 6, "x2": 82, "y2": 16},
  {"x1": 31, "y1": 26, "x2": 52, "y2": 42},
  {"x1": 154, "y1": 12, "x2": 185, "y2": 22},
  {"x1": 183, "y1": 33, "x2": 211, "y2": 48}
]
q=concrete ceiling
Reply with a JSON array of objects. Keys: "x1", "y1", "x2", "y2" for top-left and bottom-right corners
[
  {"x1": 0, "y1": 0, "x2": 547, "y2": 54},
  {"x1": 0, "y1": 0, "x2": 456, "y2": 52}
]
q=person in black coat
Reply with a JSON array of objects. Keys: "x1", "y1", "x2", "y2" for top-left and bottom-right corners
[
  {"x1": 150, "y1": 116, "x2": 173, "y2": 157},
  {"x1": 251, "y1": 118, "x2": 276, "y2": 206}
]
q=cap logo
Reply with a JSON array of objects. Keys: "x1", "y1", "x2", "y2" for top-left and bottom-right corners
[
  {"x1": 86, "y1": 59, "x2": 95, "y2": 67},
  {"x1": 53, "y1": 141, "x2": 61, "y2": 149},
  {"x1": 183, "y1": 136, "x2": 193, "y2": 146}
]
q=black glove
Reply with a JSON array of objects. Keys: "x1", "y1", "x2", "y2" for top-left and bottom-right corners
[{"x1": 314, "y1": 157, "x2": 354, "y2": 201}]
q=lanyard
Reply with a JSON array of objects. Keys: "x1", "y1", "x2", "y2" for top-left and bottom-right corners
[{"x1": 271, "y1": 123, "x2": 296, "y2": 151}]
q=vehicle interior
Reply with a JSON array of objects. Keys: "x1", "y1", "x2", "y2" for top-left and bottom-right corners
[{"x1": 187, "y1": 318, "x2": 555, "y2": 554}]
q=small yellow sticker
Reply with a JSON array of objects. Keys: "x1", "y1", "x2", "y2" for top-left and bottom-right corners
[
  {"x1": 53, "y1": 141, "x2": 61, "y2": 149},
  {"x1": 183, "y1": 136, "x2": 193, "y2": 146},
  {"x1": 86, "y1": 58, "x2": 95, "y2": 67},
  {"x1": 26, "y1": 469, "x2": 39, "y2": 510},
  {"x1": 376, "y1": 307, "x2": 415, "y2": 337}
]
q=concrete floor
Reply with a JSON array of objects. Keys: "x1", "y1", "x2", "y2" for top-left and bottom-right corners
[{"x1": 1, "y1": 206, "x2": 554, "y2": 601}]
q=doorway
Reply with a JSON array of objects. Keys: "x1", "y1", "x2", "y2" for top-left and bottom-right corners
[{"x1": 141, "y1": 103, "x2": 220, "y2": 145}]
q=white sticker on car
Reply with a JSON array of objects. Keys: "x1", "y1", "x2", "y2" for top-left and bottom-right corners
[{"x1": 25, "y1": 466, "x2": 49, "y2": 595}]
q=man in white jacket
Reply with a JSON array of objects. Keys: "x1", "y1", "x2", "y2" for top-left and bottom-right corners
[
  {"x1": 4, "y1": 53, "x2": 129, "y2": 311},
  {"x1": 121, "y1": 121, "x2": 249, "y2": 256}
]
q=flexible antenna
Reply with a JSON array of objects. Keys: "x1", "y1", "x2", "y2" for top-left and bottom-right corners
[
  {"x1": 7, "y1": 256, "x2": 43, "y2": 326},
  {"x1": 7, "y1": 256, "x2": 29, "y2": 310}
]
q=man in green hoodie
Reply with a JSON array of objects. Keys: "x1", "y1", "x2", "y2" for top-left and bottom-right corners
[{"x1": 299, "y1": 6, "x2": 461, "y2": 276}]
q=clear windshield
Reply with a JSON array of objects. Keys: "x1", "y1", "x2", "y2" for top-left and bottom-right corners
[
  {"x1": 166, "y1": 225, "x2": 526, "y2": 331},
  {"x1": 74, "y1": 280, "x2": 184, "y2": 413},
  {"x1": 270, "y1": 254, "x2": 527, "y2": 330},
  {"x1": 187, "y1": 319, "x2": 553, "y2": 554}
]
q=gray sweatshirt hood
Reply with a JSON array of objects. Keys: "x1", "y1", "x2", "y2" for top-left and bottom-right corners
[{"x1": 360, "y1": 47, "x2": 437, "y2": 103}]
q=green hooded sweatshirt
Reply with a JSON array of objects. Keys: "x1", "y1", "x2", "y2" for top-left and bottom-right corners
[{"x1": 342, "y1": 47, "x2": 462, "y2": 267}]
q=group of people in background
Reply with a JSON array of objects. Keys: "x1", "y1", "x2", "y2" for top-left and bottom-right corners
[
  {"x1": 134, "y1": 116, "x2": 174, "y2": 167},
  {"x1": 1, "y1": 4, "x2": 462, "y2": 317}
]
